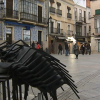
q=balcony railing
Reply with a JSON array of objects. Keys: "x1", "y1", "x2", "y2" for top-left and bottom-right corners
[
  {"x1": 67, "y1": 13, "x2": 72, "y2": 19},
  {"x1": 75, "y1": 32, "x2": 82, "y2": 36},
  {"x1": 57, "y1": 9, "x2": 62, "y2": 16},
  {"x1": 50, "y1": 7, "x2": 55, "y2": 13},
  {"x1": 20, "y1": 12, "x2": 37, "y2": 22},
  {"x1": 20, "y1": 12, "x2": 47, "y2": 24},
  {"x1": 38, "y1": 17, "x2": 47, "y2": 24},
  {"x1": 67, "y1": 30, "x2": 73, "y2": 36},
  {"x1": 95, "y1": 28, "x2": 100, "y2": 33},
  {"x1": 50, "y1": 28, "x2": 63, "y2": 34},
  {"x1": 3, "y1": 8, "x2": 19, "y2": 19}
]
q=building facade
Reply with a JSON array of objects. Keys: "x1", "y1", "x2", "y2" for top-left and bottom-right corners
[
  {"x1": 90, "y1": 0, "x2": 100, "y2": 53},
  {"x1": 0, "y1": 0, "x2": 48, "y2": 50},
  {"x1": 49, "y1": 0, "x2": 75, "y2": 54},
  {"x1": 74, "y1": 0, "x2": 91, "y2": 48}
]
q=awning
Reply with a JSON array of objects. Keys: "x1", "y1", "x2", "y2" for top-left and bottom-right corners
[
  {"x1": 5, "y1": 21, "x2": 35, "y2": 30},
  {"x1": 57, "y1": 37, "x2": 66, "y2": 39}
]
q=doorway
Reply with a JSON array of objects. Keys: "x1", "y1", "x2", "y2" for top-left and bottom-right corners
[
  {"x1": 6, "y1": 28, "x2": 12, "y2": 43},
  {"x1": 38, "y1": 31, "x2": 42, "y2": 45}
]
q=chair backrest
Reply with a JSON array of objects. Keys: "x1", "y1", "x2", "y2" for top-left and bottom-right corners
[{"x1": 14, "y1": 46, "x2": 30, "y2": 62}]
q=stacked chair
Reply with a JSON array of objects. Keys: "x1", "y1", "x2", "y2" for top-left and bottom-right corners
[{"x1": 0, "y1": 40, "x2": 80, "y2": 100}]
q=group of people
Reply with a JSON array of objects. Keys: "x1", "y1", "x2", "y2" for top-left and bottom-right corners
[
  {"x1": 58, "y1": 40, "x2": 70, "y2": 55},
  {"x1": 58, "y1": 40, "x2": 91, "y2": 59},
  {"x1": 31, "y1": 41, "x2": 41, "y2": 49},
  {"x1": 80, "y1": 43, "x2": 91, "y2": 55}
]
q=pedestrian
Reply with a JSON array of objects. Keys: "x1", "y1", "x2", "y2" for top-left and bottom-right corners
[
  {"x1": 68, "y1": 43, "x2": 70, "y2": 55},
  {"x1": 36, "y1": 42, "x2": 40, "y2": 49},
  {"x1": 64, "y1": 40, "x2": 69, "y2": 56},
  {"x1": 32, "y1": 41, "x2": 35, "y2": 48},
  {"x1": 80, "y1": 43, "x2": 85, "y2": 55},
  {"x1": 74, "y1": 42, "x2": 79, "y2": 59},
  {"x1": 58, "y1": 44, "x2": 62, "y2": 55},
  {"x1": 87, "y1": 43, "x2": 91, "y2": 55}
]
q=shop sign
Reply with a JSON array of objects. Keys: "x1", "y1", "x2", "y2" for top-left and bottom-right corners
[{"x1": 77, "y1": 38, "x2": 85, "y2": 42}]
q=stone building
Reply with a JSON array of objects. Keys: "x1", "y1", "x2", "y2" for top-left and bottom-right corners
[
  {"x1": 48, "y1": 0, "x2": 75, "y2": 54},
  {"x1": 90, "y1": 0, "x2": 100, "y2": 53},
  {"x1": 0, "y1": 0, "x2": 48, "y2": 51}
]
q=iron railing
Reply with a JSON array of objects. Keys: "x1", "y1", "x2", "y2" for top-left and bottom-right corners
[
  {"x1": 3, "y1": 8, "x2": 19, "y2": 19},
  {"x1": 50, "y1": 7, "x2": 55, "y2": 13},
  {"x1": 20, "y1": 12, "x2": 37, "y2": 22},
  {"x1": 75, "y1": 32, "x2": 82, "y2": 36},
  {"x1": 50, "y1": 27, "x2": 63, "y2": 34},
  {"x1": 67, "y1": 13, "x2": 72, "y2": 19},
  {"x1": 95, "y1": 28, "x2": 100, "y2": 33},
  {"x1": 57, "y1": 9, "x2": 62, "y2": 15},
  {"x1": 20, "y1": 12, "x2": 47, "y2": 24},
  {"x1": 67, "y1": 30, "x2": 73, "y2": 36}
]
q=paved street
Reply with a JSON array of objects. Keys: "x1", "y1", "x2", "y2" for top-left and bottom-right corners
[{"x1": 1, "y1": 54, "x2": 100, "y2": 100}]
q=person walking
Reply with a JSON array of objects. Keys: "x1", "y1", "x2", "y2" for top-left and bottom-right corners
[
  {"x1": 87, "y1": 43, "x2": 91, "y2": 55},
  {"x1": 36, "y1": 42, "x2": 40, "y2": 49},
  {"x1": 64, "y1": 40, "x2": 69, "y2": 56},
  {"x1": 58, "y1": 44, "x2": 62, "y2": 55},
  {"x1": 32, "y1": 41, "x2": 35, "y2": 48},
  {"x1": 81, "y1": 43, "x2": 85, "y2": 55},
  {"x1": 74, "y1": 42, "x2": 79, "y2": 59}
]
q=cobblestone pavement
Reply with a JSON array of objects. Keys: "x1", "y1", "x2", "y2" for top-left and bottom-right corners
[{"x1": 1, "y1": 54, "x2": 100, "y2": 100}]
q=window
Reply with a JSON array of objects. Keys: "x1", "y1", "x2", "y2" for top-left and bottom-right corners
[
  {"x1": 67, "y1": 7, "x2": 71, "y2": 13},
  {"x1": 20, "y1": 0, "x2": 37, "y2": 15},
  {"x1": 88, "y1": 12, "x2": 90, "y2": 19},
  {"x1": 23, "y1": 30, "x2": 31, "y2": 45},
  {"x1": 79, "y1": 9, "x2": 82, "y2": 21}
]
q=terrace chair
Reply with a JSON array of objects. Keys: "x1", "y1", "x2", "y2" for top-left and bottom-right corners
[{"x1": 12, "y1": 50, "x2": 79, "y2": 100}]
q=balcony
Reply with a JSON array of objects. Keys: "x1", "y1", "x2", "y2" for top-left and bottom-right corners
[
  {"x1": 75, "y1": 32, "x2": 82, "y2": 37},
  {"x1": 38, "y1": 17, "x2": 47, "y2": 24},
  {"x1": 67, "y1": 13, "x2": 72, "y2": 19},
  {"x1": 50, "y1": 7, "x2": 55, "y2": 13},
  {"x1": 20, "y1": 12, "x2": 37, "y2": 22},
  {"x1": 2, "y1": 8, "x2": 19, "y2": 19},
  {"x1": 57, "y1": 9, "x2": 62, "y2": 16},
  {"x1": 67, "y1": 30, "x2": 73, "y2": 36},
  {"x1": 20, "y1": 12, "x2": 47, "y2": 24},
  {"x1": 95, "y1": 28, "x2": 100, "y2": 33},
  {"x1": 50, "y1": 28, "x2": 63, "y2": 34}
]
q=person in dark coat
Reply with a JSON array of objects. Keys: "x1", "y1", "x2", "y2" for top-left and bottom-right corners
[
  {"x1": 74, "y1": 42, "x2": 79, "y2": 59},
  {"x1": 32, "y1": 41, "x2": 35, "y2": 48},
  {"x1": 80, "y1": 43, "x2": 85, "y2": 55},
  {"x1": 87, "y1": 43, "x2": 91, "y2": 55},
  {"x1": 64, "y1": 40, "x2": 69, "y2": 56},
  {"x1": 58, "y1": 44, "x2": 62, "y2": 55}
]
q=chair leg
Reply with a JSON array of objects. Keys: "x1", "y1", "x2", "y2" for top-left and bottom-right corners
[
  {"x1": 19, "y1": 84, "x2": 22, "y2": 100},
  {"x1": 2, "y1": 81, "x2": 6, "y2": 100},
  {"x1": 7, "y1": 79, "x2": 11, "y2": 100}
]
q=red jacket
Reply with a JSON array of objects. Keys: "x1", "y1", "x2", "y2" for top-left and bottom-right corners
[{"x1": 36, "y1": 44, "x2": 40, "y2": 49}]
